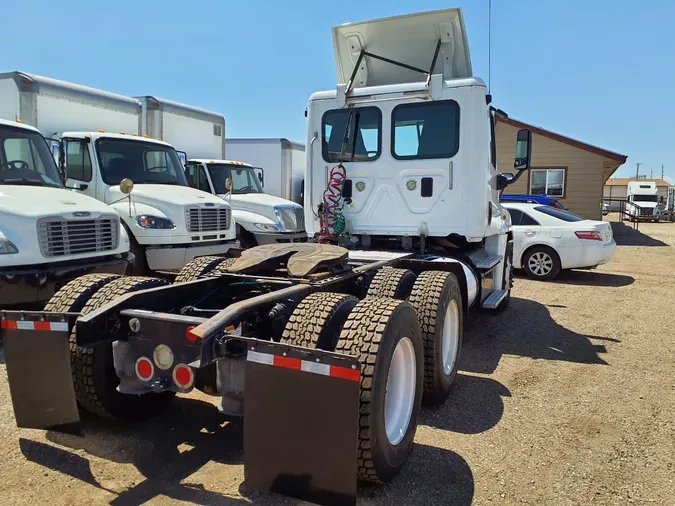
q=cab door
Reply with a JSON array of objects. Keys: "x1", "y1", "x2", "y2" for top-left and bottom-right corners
[
  {"x1": 185, "y1": 163, "x2": 214, "y2": 194},
  {"x1": 62, "y1": 138, "x2": 97, "y2": 200}
]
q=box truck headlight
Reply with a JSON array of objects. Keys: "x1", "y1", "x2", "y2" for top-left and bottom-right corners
[
  {"x1": 0, "y1": 238, "x2": 19, "y2": 255},
  {"x1": 254, "y1": 223, "x2": 280, "y2": 232},
  {"x1": 136, "y1": 215, "x2": 175, "y2": 230}
]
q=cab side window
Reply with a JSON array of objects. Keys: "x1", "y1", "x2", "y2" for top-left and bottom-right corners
[{"x1": 64, "y1": 140, "x2": 92, "y2": 181}]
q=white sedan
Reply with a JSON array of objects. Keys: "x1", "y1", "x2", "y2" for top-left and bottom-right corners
[{"x1": 502, "y1": 203, "x2": 616, "y2": 280}]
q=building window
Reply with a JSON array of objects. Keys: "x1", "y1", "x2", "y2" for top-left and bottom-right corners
[
  {"x1": 529, "y1": 168, "x2": 566, "y2": 198},
  {"x1": 391, "y1": 100, "x2": 460, "y2": 160},
  {"x1": 322, "y1": 107, "x2": 381, "y2": 163}
]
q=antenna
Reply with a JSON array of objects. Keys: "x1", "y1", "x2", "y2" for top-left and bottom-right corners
[{"x1": 488, "y1": 0, "x2": 492, "y2": 93}]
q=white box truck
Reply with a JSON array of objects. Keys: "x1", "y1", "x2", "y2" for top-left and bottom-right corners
[
  {"x1": 0, "y1": 118, "x2": 132, "y2": 307},
  {"x1": 135, "y1": 97, "x2": 306, "y2": 246},
  {"x1": 0, "y1": 72, "x2": 237, "y2": 274},
  {"x1": 224, "y1": 138, "x2": 305, "y2": 204},
  {"x1": 625, "y1": 181, "x2": 659, "y2": 222}
]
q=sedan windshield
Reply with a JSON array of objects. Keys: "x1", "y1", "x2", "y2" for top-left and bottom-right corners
[
  {"x1": 207, "y1": 164, "x2": 263, "y2": 194},
  {"x1": 534, "y1": 206, "x2": 583, "y2": 222},
  {"x1": 0, "y1": 125, "x2": 62, "y2": 188},
  {"x1": 97, "y1": 138, "x2": 188, "y2": 186}
]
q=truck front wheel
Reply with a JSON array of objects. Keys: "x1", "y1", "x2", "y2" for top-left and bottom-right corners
[
  {"x1": 408, "y1": 271, "x2": 463, "y2": 405},
  {"x1": 68, "y1": 276, "x2": 174, "y2": 421},
  {"x1": 337, "y1": 297, "x2": 423, "y2": 484}
]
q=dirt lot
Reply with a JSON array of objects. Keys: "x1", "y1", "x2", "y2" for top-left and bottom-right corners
[{"x1": 1, "y1": 218, "x2": 674, "y2": 506}]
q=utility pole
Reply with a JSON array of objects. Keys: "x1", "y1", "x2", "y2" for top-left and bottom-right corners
[
  {"x1": 635, "y1": 162, "x2": 640, "y2": 180},
  {"x1": 662, "y1": 164, "x2": 665, "y2": 179},
  {"x1": 650, "y1": 167, "x2": 653, "y2": 179}
]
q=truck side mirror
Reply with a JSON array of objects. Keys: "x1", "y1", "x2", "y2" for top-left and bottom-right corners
[
  {"x1": 497, "y1": 173, "x2": 514, "y2": 190},
  {"x1": 514, "y1": 129, "x2": 532, "y2": 171},
  {"x1": 255, "y1": 168, "x2": 264, "y2": 186}
]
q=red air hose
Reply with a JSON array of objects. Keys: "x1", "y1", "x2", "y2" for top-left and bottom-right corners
[{"x1": 319, "y1": 163, "x2": 346, "y2": 243}]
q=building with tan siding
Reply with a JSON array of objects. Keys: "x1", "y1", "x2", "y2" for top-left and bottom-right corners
[{"x1": 496, "y1": 117, "x2": 627, "y2": 220}]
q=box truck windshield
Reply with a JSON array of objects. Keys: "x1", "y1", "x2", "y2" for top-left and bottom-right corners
[
  {"x1": 0, "y1": 124, "x2": 62, "y2": 188},
  {"x1": 632, "y1": 194, "x2": 658, "y2": 202},
  {"x1": 96, "y1": 138, "x2": 188, "y2": 186},
  {"x1": 207, "y1": 163, "x2": 263, "y2": 194}
]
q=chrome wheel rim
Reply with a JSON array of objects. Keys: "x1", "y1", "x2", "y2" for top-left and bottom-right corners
[
  {"x1": 441, "y1": 300, "x2": 460, "y2": 375},
  {"x1": 384, "y1": 337, "x2": 416, "y2": 446}
]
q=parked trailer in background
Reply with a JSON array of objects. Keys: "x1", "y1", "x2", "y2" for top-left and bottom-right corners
[
  {"x1": 0, "y1": 72, "x2": 237, "y2": 275},
  {"x1": 0, "y1": 8, "x2": 532, "y2": 505},
  {"x1": 225, "y1": 138, "x2": 305, "y2": 204}
]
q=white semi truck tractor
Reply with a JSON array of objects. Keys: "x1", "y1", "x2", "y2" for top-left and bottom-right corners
[
  {"x1": 0, "y1": 8, "x2": 530, "y2": 505},
  {"x1": 133, "y1": 96, "x2": 307, "y2": 247},
  {"x1": 0, "y1": 72, "x2": 237, "y2": 274},
  {"x1": 0, "y1": 118, "x2": 132, "y2": 307}
]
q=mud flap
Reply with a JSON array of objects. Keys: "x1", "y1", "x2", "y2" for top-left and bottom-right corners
[
  {"x1": 243, "y1": 340, "x2": 360, "y2": 506},
  {"x1": 1, "y1": 311, "x2": 80, "y2": 434}
]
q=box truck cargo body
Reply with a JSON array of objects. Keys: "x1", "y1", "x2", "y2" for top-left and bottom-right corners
[
  {"x1": 225, "y1": 138, "x2": 305, "y2": 204},
  {"x1": 137, "y1": 96, "x2": 226, "y2": 162},
  {"x1": 0, "y1": 72, "x2": 237, "y2": 274}
]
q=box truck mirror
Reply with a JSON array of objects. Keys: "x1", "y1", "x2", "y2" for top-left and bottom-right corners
[{"x1": 120, "y1": 178, "x2": 134, "y2": 194}]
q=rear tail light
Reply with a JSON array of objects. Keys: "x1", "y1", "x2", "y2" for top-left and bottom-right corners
[
  {"x1": 135, "y1": 357, "x2": 155, "y2": 381},
  {"x1": 173, "y1": 364, "x2": 195, "y2": 390},
  {"x1": 153, "y1": 344, "x2": 174, "y2": 370},
  {"x1": 186, "y1": 326, "x2": 198, "y2": 343},
  {"x1": 575, "y1": 231, "x2": 603, "y2": 241}
]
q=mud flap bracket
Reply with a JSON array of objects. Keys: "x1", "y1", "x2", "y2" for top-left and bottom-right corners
[
  {"x1": 243, "y1": 339, "x2": 360, "y2": 506},
  {"x1": 1, "y1": 311, "x2": 80, "y2": 433}
]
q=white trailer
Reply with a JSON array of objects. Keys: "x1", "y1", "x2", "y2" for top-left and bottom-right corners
[
  {"x1": 0, "y1": 72, "x2": 237, "y2": 274},
  {"x1": 0, "y1": 118, "x2": 132, "y2": 307},
  {"x1": 136, "y1": 97, "x2": 306, "y2": 245},
  {"x1": 225, "y1": 138, "x2": 305, "y2": 204}
]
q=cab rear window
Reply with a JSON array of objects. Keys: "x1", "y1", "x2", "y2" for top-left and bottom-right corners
[
  {"x1": 322, "y1": 107, "x2": 381, "y2": 163},
  {"x1": 392, "y1": 100, "x2": 460, "y2": 160}
]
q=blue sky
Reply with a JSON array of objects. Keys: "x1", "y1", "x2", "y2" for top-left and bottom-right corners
[{"x1": 3, "y1": 0, "x2": 674, "y2": 180}]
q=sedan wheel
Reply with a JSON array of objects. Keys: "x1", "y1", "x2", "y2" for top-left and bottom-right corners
[{"x1": 523, "y1": 247, "x2": 561, "y2": 281}]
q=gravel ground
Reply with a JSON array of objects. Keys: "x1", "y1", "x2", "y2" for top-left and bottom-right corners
[{"x1": 1, "y1": 217, "x2": 674, "y2": 506}]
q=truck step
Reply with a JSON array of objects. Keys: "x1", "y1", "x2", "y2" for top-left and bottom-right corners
[
  {"x1": 482, "y1": 289, "x2": 508, "y2": 309},
  {"x1": 473, "y1": 254, "x2": 503, "y2": 270}
]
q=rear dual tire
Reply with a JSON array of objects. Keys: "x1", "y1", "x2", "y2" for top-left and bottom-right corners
[
  {"x1": 283, "y1": 294, "x2": 424, "y2": 484},
  {"x1": 46, "y1": 275, "x2": 175, "y2": 421}
]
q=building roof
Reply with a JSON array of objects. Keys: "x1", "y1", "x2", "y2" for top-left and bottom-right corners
[
  {"x1": 605, "y1": 178, "x2": 672, "y2": 187},
  {"x1": 497, "y1": 116, "x2": 627, "y2": 163}
]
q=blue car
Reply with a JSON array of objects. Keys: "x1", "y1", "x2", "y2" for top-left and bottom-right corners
[{"x1": 500, "y1": 194, "x2": 567, "y2": 210}]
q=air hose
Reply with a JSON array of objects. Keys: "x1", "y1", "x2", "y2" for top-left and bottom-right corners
[{"x1": 319, "y1": 163, "x2": 347, "y2": 243}]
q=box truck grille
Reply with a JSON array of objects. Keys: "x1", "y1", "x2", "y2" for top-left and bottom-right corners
[
  {"x1": 276, "y1": 207, "x2": 305, "y2": 231},
  {"x1": 185, "y1": 207, "x2": 230, "y2": 232},
  {"x1": 38, "y1": 217, "x2": 118, "y2": 257},
  {"x1": 640, "y1": 208, "x2": 653, "y2": 216}
]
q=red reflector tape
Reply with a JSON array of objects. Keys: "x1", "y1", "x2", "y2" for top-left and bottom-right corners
[
  {"x1": 1, "y1": 320, "x2": 68, "y2": 332},
  {"x1": 247, "y1": 350, "x2": 360, "y2": 382},
  {"x1": 273, "y1": 355, "x2": 302, "y2": 371}
]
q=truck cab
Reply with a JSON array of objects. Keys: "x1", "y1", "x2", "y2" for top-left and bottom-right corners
[
  {"x1": 61, "y1": 132, "x2": 237, "y2": 272},
  {"x1": 185, "y1": 159, "x2": 306, "y2": 246},
  {"x1": 0, "y1": 119, "x2": 132, "y2": 306},
  {"x1": 626, "y1": 181, "x2": 659, "y2": 221},
  {"x1": 304, "y1": 9, "x2": 528, "y2": 267}
]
